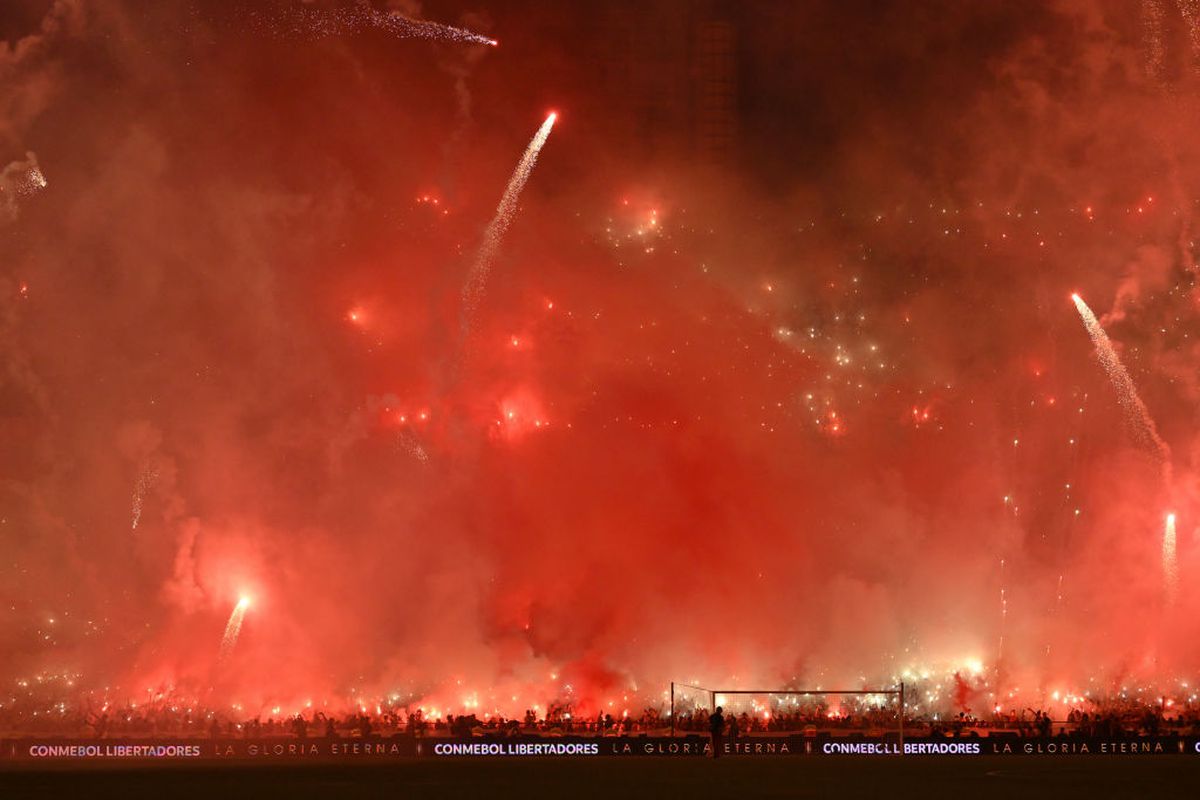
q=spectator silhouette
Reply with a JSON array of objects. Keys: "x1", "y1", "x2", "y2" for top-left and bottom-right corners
[{"x1": 709, "y1": 707, "x2": 725, "y2": 759}]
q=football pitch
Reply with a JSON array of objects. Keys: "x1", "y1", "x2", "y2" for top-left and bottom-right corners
[{"x1": 4, "y1": 755, "x2": 1200, "y2": 799}]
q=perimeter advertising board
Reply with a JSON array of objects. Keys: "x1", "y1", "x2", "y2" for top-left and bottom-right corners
[{"x1": 4, "y1": 735, "x2": 1200, "y2": 762}]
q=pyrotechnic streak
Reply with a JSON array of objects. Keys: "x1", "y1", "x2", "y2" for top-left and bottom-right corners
[
  {"x1": 1071, "y1": 294, "x2": 1171, "y2": 482},
  {"x1": 130, "y1": 463, "x2": 159, "y2": 531},
  {"x1": 1143, "y1": 0, "x2": 1168, "y2": 82},
  {"x1": 1045, "y1": 574, "x2": 1065, "y2": 660},
  {"x1": 1174, "y1": 0, "x2": 1200, "y2": 78},
  {"x1": 1, "y1": 153, "x2": 47, "y2": 222},
  {"x1": 256, "y1": 5, "x2": 497, "y2": 46},
  {"x1": 17, "y1": 165, "x2": 47, "y2": 195},
  {"x1": 1164, "y1": 513, "x2": 1178, "y2": 603},
  {"x1": 218, "y1": 597, "x2": 251, "y2": 663},
  {"x1": 461, "y1": 113, "x2": 557, "y2": 334},
  {"x1": 399, "y1": 429, "x2": 430, "y2": 464},
  {"x1": 996, "y1": 558, "x2": 1007, "y2": 663}
]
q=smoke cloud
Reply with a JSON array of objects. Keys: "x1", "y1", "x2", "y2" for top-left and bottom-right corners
[{"x1": 1, "y1": 0, "x2": 1198, "y2": 720}]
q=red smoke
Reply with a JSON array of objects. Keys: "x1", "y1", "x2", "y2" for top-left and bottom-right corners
[{"x1": 1, "y1": 1, "x2": 1199, "y2": 721}]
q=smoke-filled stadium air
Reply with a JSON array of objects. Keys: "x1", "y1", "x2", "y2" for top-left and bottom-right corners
[{"x1": 2, "y1": 1, "x2": 1200, "y2": 747}]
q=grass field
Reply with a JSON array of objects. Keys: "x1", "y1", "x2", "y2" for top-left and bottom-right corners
[{"x1": 4, "y1": 755, "x2": 1200, "y2": 800}]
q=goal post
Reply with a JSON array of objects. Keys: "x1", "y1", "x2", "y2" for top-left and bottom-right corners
[{"x1": 669, "y1": 681, "x2": 906, "y2": 747}]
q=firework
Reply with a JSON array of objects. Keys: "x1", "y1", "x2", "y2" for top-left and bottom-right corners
[
  {"x1": 130, "y1": 463, "x2": 159, "y2": 531},
  {"x1": 254, "y1": 4, "x2": 497, "y2": 47},
  {"x1": 1163, "y1": 512, "x2": 1178, "y2": 604},
  {"x1": 17, "y1": 165, "x2": 47, "y2": 195},
  {"x1": 399, "y1": 429, "x2": 430, "y2": 464},
  {"x1": 1143, "y1": 0, "x2": 1167, "y2": 82},
  {"x1": 218, "y1": 597, "x2": 251, "y2": 664},
  {"x1": 996, "y1": 557, "x2": 1007, "y2": 663},
  {"x1": 0, "y1": 152, "x2": 47, "y2": 223},
  {"x1": 1071, "y1": 294, "x2": 1171, "y2": 482},
  {"x1": 461, "y1": 113, "x2": 557, "y2": 334}
]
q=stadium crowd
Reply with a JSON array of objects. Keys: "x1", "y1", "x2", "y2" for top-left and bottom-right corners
[{"x1": 2, "y1": 699, "x2": 1199, "y2": 739}]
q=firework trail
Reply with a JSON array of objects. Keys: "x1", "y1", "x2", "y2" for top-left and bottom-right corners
[
  {"x1": 218, "y1": 597, "x2": 251, "y2": 663},
  {"x1": 1143, "y1": 0, "x2": 1167, "y2": 81},
  {"x1": 1163, "y1": 512, "x2": 1178, "y2": 603},
  {"x1": 253, "y1": 4, "x2": 497, "y2": 47},
  {"x1": 461, "y1": 113, "x2": 557, "y2": 334},
  {"x1": 130, "y1": 463, "x2": 159, "y2": 531},
  {"x1": 0, "y1": 153, "x2": 47, "y2": 223},
  {"x1": 1173, "y1": 0, "x2": 1200, "y2": 79},
  {"x1": 399, "y1": 429, "x2": 430, "y2": 464},
  {"x1": 1071, "y1": 294, "x2": 1172, "y2": 482}
]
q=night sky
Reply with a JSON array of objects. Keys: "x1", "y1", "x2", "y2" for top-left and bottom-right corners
[{"x1": 1, "y1": 0, "x2": 1198, "y2": 719}]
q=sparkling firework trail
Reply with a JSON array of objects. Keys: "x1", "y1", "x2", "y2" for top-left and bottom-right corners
[
  {"x1": 254, "y1": 4, "x2": 497, "y2": 47},
  {"x1": 997, "y1": 557, "x2": 1007, "y2": 663},
  {"x1": 1164, "y1": 512, "x2": 1178, "y2": 603},
  {"x1": 218, "y1": 597, "x2": 251, "y2": 663},
  {"x1": 399, "y1": 429, "x2": 430, "y2": 464},
  {"x1": 130, "y1": 463, "x2": 159, "y2": 531},
  {"x1": 1071, "y1": 294, "x2": 1172, "y2": 482},
  {"x1": 1, "y1": 153, "x2": 47, "y2": 222},
  {"x1": 461, "y1": 113, "x2": 557, "y2": 334},
  {"x1": 17, "y1": 165, "x2": 47, "y2": 195},
  {"x1": 1143, "y1": 0, "x2": 1167, "y2": 81}
]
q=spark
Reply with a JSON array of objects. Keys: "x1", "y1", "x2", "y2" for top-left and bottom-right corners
[{"x1": 461, "y1": 113, "x2": 557, "y2": 334}]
